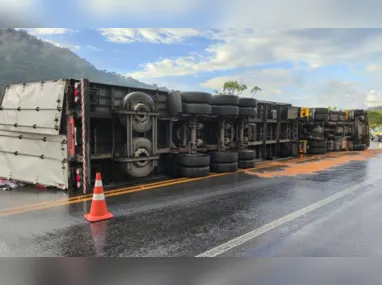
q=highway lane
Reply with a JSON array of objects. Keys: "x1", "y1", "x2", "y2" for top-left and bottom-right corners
[{"x1": 0, "y1": 146, "x2": 381, "y2": 256}]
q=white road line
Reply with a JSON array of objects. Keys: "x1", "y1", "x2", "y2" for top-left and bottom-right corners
[{"x1": 196, "y1": 177, "x2": 381, "y2": 257}]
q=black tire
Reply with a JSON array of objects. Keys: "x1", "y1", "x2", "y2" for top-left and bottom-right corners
[
  {"x1": 180, "y1": 92, "x2": 212, "y2": 104},
  {"x1": 353, "y1": 144, "x2": 366, "y2": 151},
  {"x1": 238, "y1": 159, "x2": 256, "y2": 169},
  {"x1": 167, "y1": 91, "x2": 182, "y2": 115},
  {"x1": 210, "y1": 162, "x2": 238, "y2": 173},
  {"x1": 308, "y1": 141, "x2": 327, "y2": 148},
  {"x1": 239, "y1": 98, "x2": 257, "y2": 107},
  {"x1": 210, "y1": 151, "x2": 238, "y2": 163},
  {"x1": 308, "y1": 147, "x2": 327, "y2": 154},
  {"x1": 119, "y1": 92, "x2": 155, "y2": 133},
  {"x1": 314, "y1": 108, "x2": 329, "y2": 114},
  {"x1": 121, "y1": 137, "x2": 155, "y2": 178},
  {"x1": 182, "y1": 103, "x2": 212, "y2": 115},
  {"x1": 211, "y1": 105, "x2": 239, "y2": 116},
  {"x1": 212, "y1": 95, "x2": 239, "y2": 106},
  {"x1": 315, "y1": 114, "x2": 329, "y2": 121},
  {"x1": 238, "y1": 150, "x2": 256, "y2": 160},
  {"x1": 178, "y1": 166, "x2": 210, "y2": 178},
  {"x1": 239, "y1": 107, "x2": 257, "y2": 117},
  {"x1": 177, "y1": 154, "x2": 210, "y2": 167}
]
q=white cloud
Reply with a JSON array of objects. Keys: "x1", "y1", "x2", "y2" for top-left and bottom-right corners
[
  {"x1": 43, "y1": 39, "x2": 80, "y2": 51},
  {"x1": 217, "y1": 0, "x2": 382, "y2": 28},
  {"x1": 365, "y1": 90, "x2": 382, "y2": 108},
  {"x1": 78, "y1": 0, "x2": 382, "y2": 28},
  {"x1": 98, "y1": 28, "x2": 202, "y2": 44},
  {"x1": 200, "y1": 69, "x2": 381, "y2": 109},
  {"x1": 86, "y1": 45, "x2": 102, "y2": 51},
  {"x1": 128, "y1": 29, "x2": 382, "y2": 79},
  {"x1": 298, "y1": 79, "x2": 382, "y2": 109},
  {"x1": 200, "y1": 69, "x2": 296, "y2": 99},
  {"x1": 367, "y1": 64, "x2": 382, "y2": 72},
  {"x1": 28, "y1": 28, "x2": 75, "y2": 35}
]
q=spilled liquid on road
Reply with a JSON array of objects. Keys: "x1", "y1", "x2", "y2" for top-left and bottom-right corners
[{"x1": 246, "y1": 150, "x2": 382, "y2": 178}]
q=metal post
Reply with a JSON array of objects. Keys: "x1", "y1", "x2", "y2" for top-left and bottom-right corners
[
  {"x1": 152, "y1": 116, "x2": 158, "y2": 167},
  {"x1": 126, "y1": 114, "x2": 133, "y2": 173},
  {"x1": 238, "y1": 119, "x2": 244, "y2": 149},
  {"x1": 275, "y1": 105, "x2": 281, "y2": 154},
  {"x1": 81, "y1": 79, "x2": 91, "y2": 194},
  {"x1": 262, "y1": 104, "x2": 268, "y2": 158},
  {"x1": 190, "y1": 118, "x2": 198, "y2": 153},
  {"x1": 219, "y1": 119, "x2": 226, "y2": 151}
]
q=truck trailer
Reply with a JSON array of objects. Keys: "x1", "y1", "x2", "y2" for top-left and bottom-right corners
[
  {"x1": 298, "y1": 107, "x2": 370, "y2": 154},
  {"x1": 0, "y1": 79, "x2": 302, "y2": 192}
]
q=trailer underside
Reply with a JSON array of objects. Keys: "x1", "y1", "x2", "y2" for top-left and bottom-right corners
[{"x1": 0, "y1": 78, "x2": 369, "y2": 192}]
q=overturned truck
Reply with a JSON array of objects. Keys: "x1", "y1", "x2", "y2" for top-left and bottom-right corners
[
  {"x1": 0, "y1": 79, "x2": 301, "y2": 192},
  {"x1": 298, "y1": 107, "x2": 370, "y2": 154}
]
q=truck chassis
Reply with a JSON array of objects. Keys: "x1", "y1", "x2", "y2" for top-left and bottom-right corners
[{"x1": 0, "y1": 79, "x2": 369, "y2": 193}]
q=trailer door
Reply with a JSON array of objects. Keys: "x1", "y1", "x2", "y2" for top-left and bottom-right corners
[{"x1": 0, "y1": 80, "x2": 69, "y2": 189}]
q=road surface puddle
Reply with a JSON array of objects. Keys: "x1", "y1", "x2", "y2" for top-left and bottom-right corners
[{"x1": 246, "y1": 150, "x2": 380, "y2": 178}]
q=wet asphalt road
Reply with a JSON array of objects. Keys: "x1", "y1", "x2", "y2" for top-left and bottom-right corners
[{"x1": 0, "y1": 143, "x2": 382, "y2": 257}]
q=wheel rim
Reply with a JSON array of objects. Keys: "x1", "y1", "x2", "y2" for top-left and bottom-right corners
[
  {"x1": 134, "y1": 148, "x2": 149, "y2": 167},
  {"x1": 133, "y1": 102, "x2": 150, "y2": 124}
]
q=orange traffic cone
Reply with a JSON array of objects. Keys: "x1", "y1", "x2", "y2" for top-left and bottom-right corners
[{"x1": 84, "y1": 173, "x2": 113, "y2": 222}]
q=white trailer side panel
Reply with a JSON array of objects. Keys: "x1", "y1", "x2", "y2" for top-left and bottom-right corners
[
  {"x1": 0, "y1": 80, "x2": 66, "y2": 135},
  {"x1": 0, "y1": 130, "x2": 69, "y2": 189}
]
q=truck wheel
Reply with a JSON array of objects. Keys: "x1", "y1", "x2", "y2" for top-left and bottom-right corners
[
  {"x1": 212, "y1": 95, "x2": 239, "y2": 106},
  {"x1": 182, "y1": 103, "x2": 212, "y2": 115},
  {"x1": 122, "y1": 137, "x2": 155, "y2": 178},
  {"x1": 167, "y1": 91, "x2": 182, "y2": 115},
  {"x1": 308, "y1": 147, "x2": 327, "y2": 154},
  {"x1": 314, "y1": 108, "x2": 329, "y2": 114},
  {"x1": 210, "y1": 162, "x2": 238, "y2": 173},
  {"x1": 308, "y1": 141, "x2": 327, "y2": 148},
  {"x1": 178, "y1": 165, "x2": 210, "y2": 178},
  {"x1": 238, "y1": 159, "x2": 256, "y2": 169},
  {"x1": 238, "y1": 150, "x2": 256, "y2": 160},
  {"x1": 210, "y1": 151, "x2": 238, "y2": 163},
  {"x1": 239, "y1": 98, "x2": 257, "y2": 107},
  {"x1": 177, "y1": 153, "x2": 210, "y2": 167},
  {"x1": 181, "y1": 92, "x2": 212, "y2": 104},
  {"x1": 119, "y1": 92, "x2": 155, "y2": 133},
  {"x1": 211, "y1": 105, "x2": 239, "y2": 116},
  {"x1": 315, "y1": 114, "x2": 329, "y2": 121},
  {"x1": 353, "y1": 144, "x2": 367, "y2": 151},
  {"x1": 239, "y1": 107, "x2": 257, "y2": 117}
]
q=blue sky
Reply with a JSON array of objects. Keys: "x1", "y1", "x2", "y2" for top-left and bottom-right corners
[
  {"x1": 3, "y1": 0, "x2": 382, "y2": 109},
  {"x1": 22, "y1": 27, "x2": 382, "y2": 109}
]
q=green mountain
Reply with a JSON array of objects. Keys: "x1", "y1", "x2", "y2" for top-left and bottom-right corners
[{"x1": 0, "y1": 28, "x2": 163, "y2": 92}]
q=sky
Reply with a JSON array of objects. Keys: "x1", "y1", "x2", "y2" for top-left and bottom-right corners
[{"x1": 2, "y1": 0, "x2": 382, "y2": 109}]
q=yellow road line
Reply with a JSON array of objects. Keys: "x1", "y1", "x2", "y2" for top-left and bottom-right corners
[
  {"x1": 0, "y1": 155, "x2": 327, "y2": 217},
  {"x1": 0, "y1": 159, "x2": 287, "y2": 214},
  {"x1": 0, "y1": 177, "x2": 190, "y2": 214}
]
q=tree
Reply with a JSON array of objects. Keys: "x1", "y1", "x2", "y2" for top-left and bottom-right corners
[
  {"x1": 367, "y1": 110, "x2": 382, "y2": 128},
  {"x1": 214, "y1": 80, "x2": 261, "y2": 96},
  {"x1": 251, "y1": 86, "x2": 262, "y2": 98},
  {"x1": 222, "y1": 80, "x2": 247, "y2": 95},
  {"x1": 328, "y1": 106, "x2": 337, "y2": 111}
]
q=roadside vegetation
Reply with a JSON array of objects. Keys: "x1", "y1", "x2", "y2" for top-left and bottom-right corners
[
  {"x1": 367, "y1": 110, "x2": 382, "y2": 128},
  {"x1": 213, "y1": 80, "x2": 261, "y2": 97}
]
